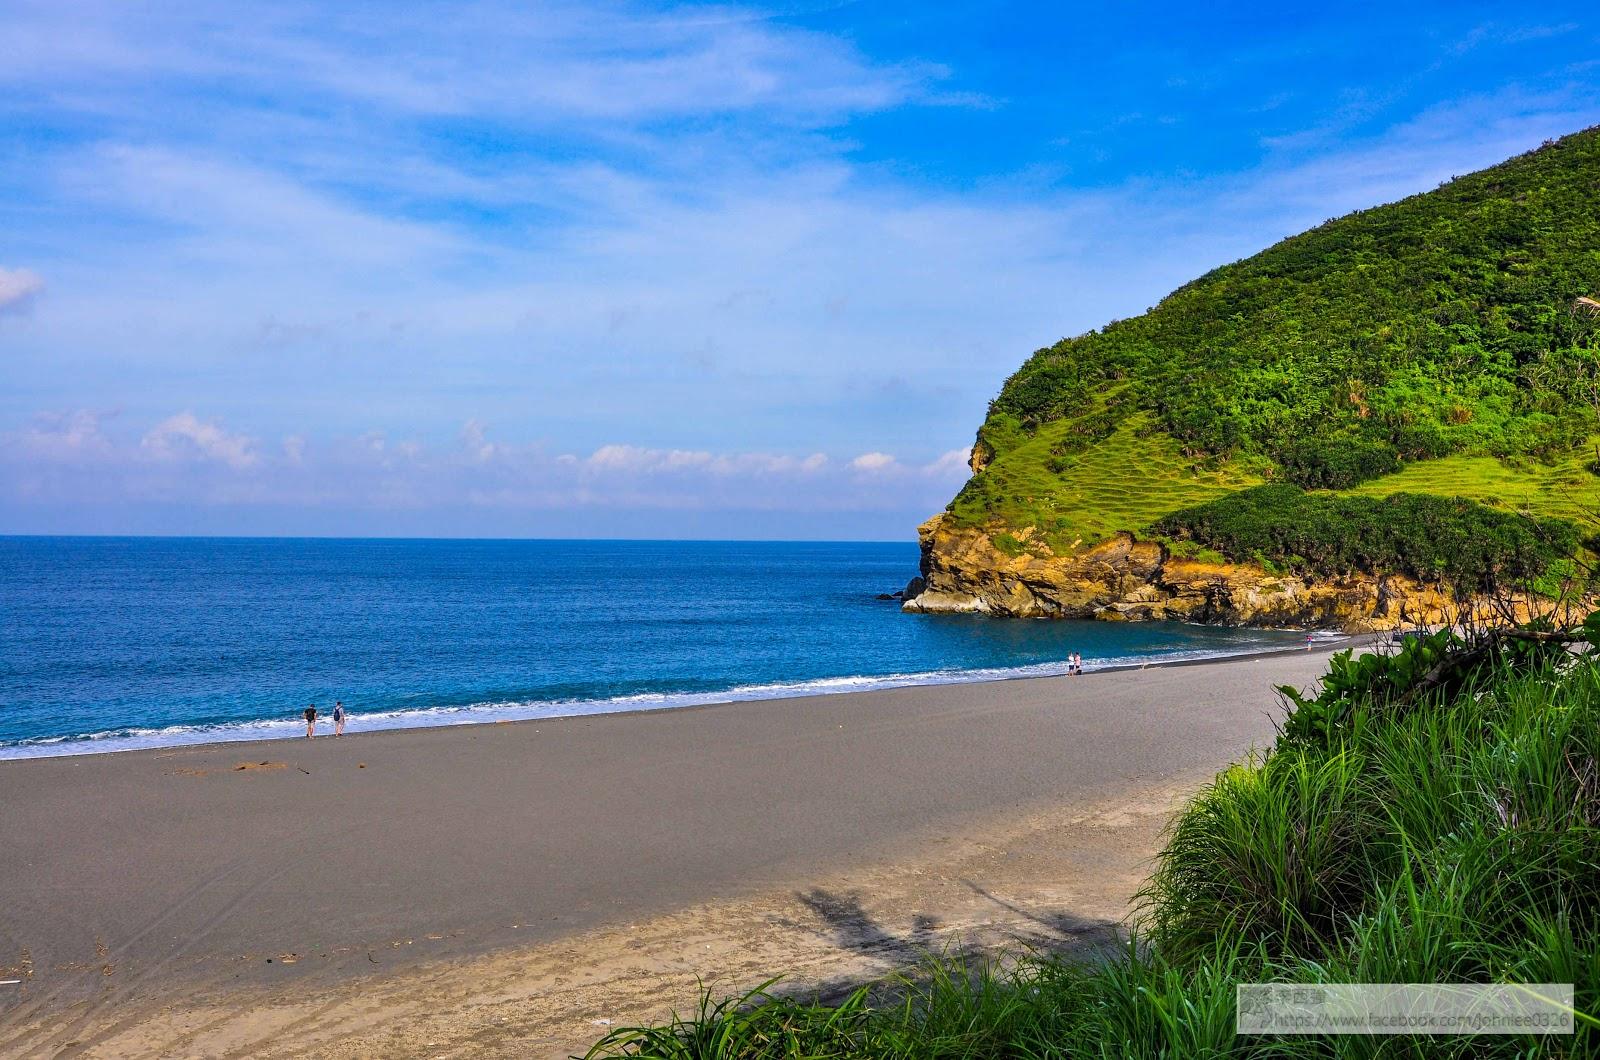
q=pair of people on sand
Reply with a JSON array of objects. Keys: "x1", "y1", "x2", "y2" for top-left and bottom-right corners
[
  {"x1": 1067, "y1": 652, "x2": 1084, "y2": 675},
  {"x1": 302, "y1": 701, "x2": 347, "y2": 738}
]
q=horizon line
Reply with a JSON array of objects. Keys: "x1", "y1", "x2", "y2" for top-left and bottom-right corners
[{"x1": 0, "y1": 531, "x2": 919, "y2": 545}]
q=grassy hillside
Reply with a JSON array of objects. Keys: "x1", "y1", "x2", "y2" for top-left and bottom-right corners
[
  {"x1": 590, "y1": 624, "x2": 1600, "y2": 1057},
  {"x1": 948, "y1": 128, "x2": 1600, "y2": 578}
]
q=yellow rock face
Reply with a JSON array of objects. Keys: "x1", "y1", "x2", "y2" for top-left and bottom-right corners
[{"x1": 902, "y1": 514, "x2": 1555, "y2": 632}]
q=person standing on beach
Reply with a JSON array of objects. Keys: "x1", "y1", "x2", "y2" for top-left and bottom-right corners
[
  {"x1": 1305, "y1": 632, "x2": 1315, "y2": 651},
  {"x1": 333, "y1": 701, "x2": 346, "y2": 737},
  {"x1": 1073, "y1": 652, "x2": 1084, "y2": 675},
  {"x1": 304, "y1": 703, "x2": 317, "y2": 738}
]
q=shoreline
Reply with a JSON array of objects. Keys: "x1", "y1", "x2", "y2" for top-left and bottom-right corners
[
  {"x1": 0, "y1": 635, "x2": 1352, "y2": 763},
  {"x1": 1, "y1": 649, "x2": 1335, "y2": 1057}
]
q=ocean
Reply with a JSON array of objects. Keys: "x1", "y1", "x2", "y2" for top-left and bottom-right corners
[{"x1": 0, "y1": 536, "x2": 1313, "y2": 757}]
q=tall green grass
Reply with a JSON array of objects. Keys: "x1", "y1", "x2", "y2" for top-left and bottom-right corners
[{"x1": 585, "y1": 627, "x2": 1600, "y2": 1059}]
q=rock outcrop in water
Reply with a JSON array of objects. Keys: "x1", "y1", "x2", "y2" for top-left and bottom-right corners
[{"x1": 902, "y1": 514, "x2": 1545, "y2": 632}]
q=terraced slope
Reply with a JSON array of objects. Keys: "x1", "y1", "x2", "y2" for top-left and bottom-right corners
[
  {"x1": 948, "y1": 415, "x2": 1264, "y2": 554},
  {"x1": 1345, "y1": 443, "x2": 1600, "y2": 526}
]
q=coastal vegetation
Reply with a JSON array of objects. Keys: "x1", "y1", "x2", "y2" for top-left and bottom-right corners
[
  {"x1": 1151, "y1": 486, "x2": 1580, "y2": 593},
  {"x1": 587, "y1": 619, "x2": 1600, "y2": 1057},
  {"x1": 944, "y1": 128, "x2": 1600, "y2": 586}
]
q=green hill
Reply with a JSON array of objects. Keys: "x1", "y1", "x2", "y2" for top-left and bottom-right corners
[{"x1": 946, "y1": 127, "x2": 1600, "y2": 590}]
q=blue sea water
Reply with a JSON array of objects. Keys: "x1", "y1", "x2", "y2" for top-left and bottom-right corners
[{"x1": 0, "y1": 537, "x2": 1312, "y2": 758}]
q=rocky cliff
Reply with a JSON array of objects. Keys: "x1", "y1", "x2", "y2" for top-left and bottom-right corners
[{"x1": 902, "y1": 514, "x2": 1545, "y2": 632}]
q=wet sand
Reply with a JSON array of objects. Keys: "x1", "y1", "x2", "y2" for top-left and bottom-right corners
[{"x1": 0, "y1": 646, "x2": 1339, "y2": 1058}]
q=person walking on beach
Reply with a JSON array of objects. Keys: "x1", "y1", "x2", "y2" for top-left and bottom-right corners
[
  {"x1": 333, "y1": 701, "x2": 346, "y2": 737},
  {"x1": 1073, "y1": 652, "x2": 1084, "y2": 675},
  {"x1": 1305, "y1": 632, "x2": 1315, "y2": 652},
  {"x1": 304, "y1": 702, "x2": 317, "y2": 738}
]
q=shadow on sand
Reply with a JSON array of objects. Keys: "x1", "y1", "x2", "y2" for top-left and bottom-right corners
[{"x1": 773, "y1": 880, "x2": 1124, "y2": 1005}]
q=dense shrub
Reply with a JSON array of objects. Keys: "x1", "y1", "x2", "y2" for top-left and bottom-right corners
[
  {"x1": 1389, "y1": 422, "x2": 1458, "y2": 460},
  {"x1": 987, "y1": 360, "x2": 1091, "y2": 428},
  {"x1": 1152, "y1": 484, "x2": 1580, "y2": 590},
  {"x1": 1276, "y1": 437, "x2": 1400, "y2": 489}
]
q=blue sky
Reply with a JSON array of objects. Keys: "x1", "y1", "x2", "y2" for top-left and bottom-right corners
[{"x1": 2, "y1": 1, "x2": 1598, "y2": 539}]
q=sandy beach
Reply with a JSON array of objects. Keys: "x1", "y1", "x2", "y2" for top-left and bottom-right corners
[{"x1": 0, "y1": 647, "x2": 1340, "y2": 1058}]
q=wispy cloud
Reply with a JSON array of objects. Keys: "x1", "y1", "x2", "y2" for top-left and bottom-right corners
[
  {"x1": 1449, "y1": 20, "x2": 1581, "y2": 56},
  {"x1": 583, "y1": 444, "x2": 830, "y2": 476},
  {"x1": 0, "y1": 267, "x2": 44, "y2": 315},
  {"x1": 61, "y1": 145, "x2": 464, "y2": 275},
  {"x1": 0, "y1": 0, "x2": 943, "y2": 126},
  {"x1": 14, "y1": 410, "x2": 112, "y2": 462}
]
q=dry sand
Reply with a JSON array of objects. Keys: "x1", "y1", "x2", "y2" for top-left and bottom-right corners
[{"x1": 0, "y1": 647, "x2": 1338, "y2": 1058}]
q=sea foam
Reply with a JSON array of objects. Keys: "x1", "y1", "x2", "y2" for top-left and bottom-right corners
[{"x1": 0, "y1": 637, "x2": 1339, "y2": 760}]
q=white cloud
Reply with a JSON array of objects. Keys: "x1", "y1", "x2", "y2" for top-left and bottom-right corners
[
  {"x1": 4, "y1": 411, "x2": 961, "y2": 518},
  {"x1": 850, "y1": 452, "x2": 898, "y2": 472},
  {"x1": 844, "y1": 448, "x2": 970, "y2": 478},
  {"x1": 586, "y1": 444, "x2": 713, "y2": 472},
  {"x1": 580, "y1": 444, "x2": 829, "y2": 477},
  {"x1": 0, "y1": 267, "x2": 43, "y2": 315},
  {"x1": 924, "y1": 448, "x2": 974, "y2": 477},
  {"x1": 141, "y1": 412, "x2": 259, "y2": 469}
]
